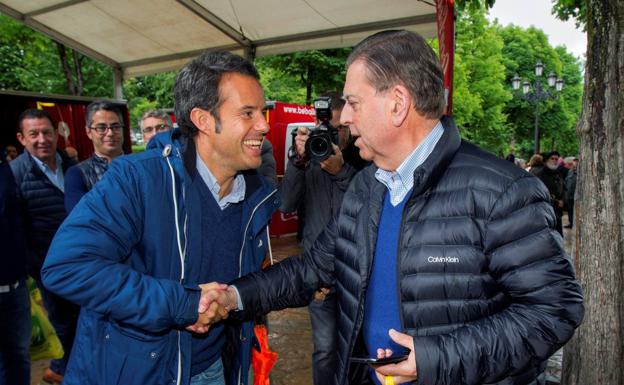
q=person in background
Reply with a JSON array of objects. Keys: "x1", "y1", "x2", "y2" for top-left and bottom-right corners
[
  {"x1": 280, "y1": 91, "x2": 366, "y2": 385},
  {"x1": 140, "y1": 109, "x2": 172, "y2": 144},
  {"x1": 505, "y1": 153, "x2": 515, "y2": 163},
  {"x1": 0, "y1": 154, "x2": 30, "y2": 385},
  {"x1": 259, "y1": 139, "x2": 277, "y2": 186},
  {"x1": 41, "y1": 50, "x2": 279, "y2": 385},
  {"x1": 10, "y1": 109, "x2": 77, "y2": 385},
  {"x1": 64, "y1": 146, "x2": 79, "y2": 163},
  {"x1": 209, "y1": 29, "x2": 583, "y2": 385},
  {"x1": 564, "y1": 157, "x2": 578, "y2": 228},
  {"x1": 64, "y1": 101, "x2": 125, "y2": 213},
  {"x1": 527, "y1": 153, "x2": 543, "y2": 174},
  {"x1": 5, "y1": 144, "x2": 18, "y2": 161},
  {"x1": 534, "y1": 151, "x2": 566, "y2": 235}
]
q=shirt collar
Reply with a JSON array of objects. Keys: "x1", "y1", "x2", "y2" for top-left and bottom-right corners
[
  {"x1": 375, "y1": 120, "x2": 444, "y2": 206},
  {"x1": 195, "y1": 152, "x2": 245, "y2": 210},
  {"x1": 30, "y1": 152, "x2": 62, "y2": 173}
]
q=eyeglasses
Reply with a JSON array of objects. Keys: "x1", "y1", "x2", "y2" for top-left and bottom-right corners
[
  {"x1": 142, "y1": 124, "x2": 170, "y2": 134},
  {"x1": 90, "y1": 123, "x2": 123, "y2": 134}
]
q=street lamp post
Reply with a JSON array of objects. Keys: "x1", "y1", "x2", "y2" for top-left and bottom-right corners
[{"x1": 511, "y1": 62, "x2": 564, "y2": 154}]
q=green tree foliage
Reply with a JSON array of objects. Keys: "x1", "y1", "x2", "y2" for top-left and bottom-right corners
[
  {"x1": 552, "y1": 0, "x2": 587, "y2": 30},
  {"x1": 122, "y1": 72, "x2": 176, "y2": 130},
  {"x1": 452, "y1": 6, "x2": 512, "y2": 154},
  {"x1": 254, "y1": 49, "x2": 350, "y2": 105},
  {"x1": 0, "y1": 15, "x2": 112, "y2": 97},
  {"x1": 498, "y1": 24, "x2": 583, "y2": 157}
]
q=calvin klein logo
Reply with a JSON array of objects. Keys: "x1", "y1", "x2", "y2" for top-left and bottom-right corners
[{"x1": 427, "y1": 256, "x2": 459, "y2": 263}]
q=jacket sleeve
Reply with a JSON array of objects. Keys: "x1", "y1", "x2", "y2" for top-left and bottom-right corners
[
  {"x1": 41, "y1": 159, "x2": 200, "y2": 333},
  {"x1": 329, "y1": 162, "x2": 357, "y2": 192},
  {"x1": 414, "y1": 175, "x2": 584, "y2": 385},
  {"x1": 230, "y1": 218, "x2": 338, "y2": 320},
  {"x1": 279, "y1": 160, "x2": 306, "y2": 213},
  {"x1": 64, "y1": 165, "x2": 88, "y2": 214}
]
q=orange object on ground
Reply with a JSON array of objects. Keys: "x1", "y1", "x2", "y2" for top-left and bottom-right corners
[{"x1": 252, "y1": 325, "x2": 278, "y2": 385}]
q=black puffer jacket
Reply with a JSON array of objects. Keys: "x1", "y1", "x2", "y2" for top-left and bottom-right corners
[
  {"x1": 233, "y1": 116, "x2": 584, "y2": 385},
  {"x1": 10, "y1": 150, "x2": 75, "y2": 280}
]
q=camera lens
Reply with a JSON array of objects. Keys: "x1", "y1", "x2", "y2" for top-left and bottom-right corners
[{"x1": 306, "y1": 135, "x2": 331, "y2": 161}]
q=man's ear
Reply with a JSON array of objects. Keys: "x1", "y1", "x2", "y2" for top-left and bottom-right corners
[
  {"x1": 190, "y1": 107, "x2": 215, "y2": 135},
  {"x1": 390, "y1": 84, "x2": 411, "y2": 127},
  {"x1": 85, "y1": 126, "x2": 93, "y2": 140},
  {"x1": 16, "y1": 132, "x2": 26, "y2": 147}
]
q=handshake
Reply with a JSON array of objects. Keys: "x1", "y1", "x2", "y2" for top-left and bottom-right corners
[{"x1": 185, "y1": 282, "x2": 239, "y2": 334}]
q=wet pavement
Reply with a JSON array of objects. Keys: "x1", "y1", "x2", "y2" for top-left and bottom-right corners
[{"x1": 30, "y1": 223, "x2": 574, "y2": 385}]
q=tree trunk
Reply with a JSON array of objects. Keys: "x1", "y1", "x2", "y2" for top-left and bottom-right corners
[
  {"x1": 56, "y1": 42, "x2": 76, "y2": 95},
  {"x1": 72, "y1": 49, "x2": 84, "y2": 96},
  {"x1": 562, "y1": 0, "x2": 623, "y2": 384}
]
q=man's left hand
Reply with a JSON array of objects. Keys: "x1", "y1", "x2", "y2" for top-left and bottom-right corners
[
  {"x1": 374, "y1": 329, "x2": 418, "y2": 385},
  {"x1": 319, "y1": 144, "x2": 344, "y2": 175}
]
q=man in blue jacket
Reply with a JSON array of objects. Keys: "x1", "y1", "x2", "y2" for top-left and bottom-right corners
[
  {"x1": 42, "y1": 51, "x2": 279, "y2": 385},
  {"x1": 212, "y1": 30, "x2": 584, "y2": 385}
]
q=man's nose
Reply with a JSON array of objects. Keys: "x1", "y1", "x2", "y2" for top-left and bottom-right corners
[
  {"x1": 340, "y1": 105, "x2": 352, "y2": 126},
  {"x1": 256, "y1": 116, "x2": 270, "y2": 133}
]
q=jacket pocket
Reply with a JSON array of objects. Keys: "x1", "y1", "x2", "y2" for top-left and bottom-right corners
[{"x1": 103, "y1": 323, "x2": 171, "y2": 385}]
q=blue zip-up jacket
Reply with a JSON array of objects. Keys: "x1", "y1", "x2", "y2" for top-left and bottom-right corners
[{"x1": 42, "y1": 130, "x2": 279, "y2": 385}]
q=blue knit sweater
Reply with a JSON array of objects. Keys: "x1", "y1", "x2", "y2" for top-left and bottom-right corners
[
  {"x1": 191, "y1": 176, "x2": 243, "y2": 376},
  {"x1": 363, "y1": 191, "x2": 411, "y2": 383}
]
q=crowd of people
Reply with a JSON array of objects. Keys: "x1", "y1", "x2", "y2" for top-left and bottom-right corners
[
  {"x1": 506, "y1": 151, "x2": 579, "y2": 234},
  {"x1": 1, "y1": 29, "x2": 583, "y2": 385}
]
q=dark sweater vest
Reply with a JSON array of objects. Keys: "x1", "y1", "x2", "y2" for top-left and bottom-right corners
[{"x1": 191, "y1": 176, "x2": 243, "y2": 376}]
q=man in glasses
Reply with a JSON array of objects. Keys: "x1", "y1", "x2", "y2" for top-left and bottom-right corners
[
  {"x1": 140, "y1": 109, "x2": 172, "y2": 145},
  {"x1": 10, "y1": 108, "x2": 77, "y2": 384},
  {"x1": 64, "y1": 101, "x2": 125, "y2": 213}
]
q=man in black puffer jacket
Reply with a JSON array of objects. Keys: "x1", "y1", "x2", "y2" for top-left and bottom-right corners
[{"x1": 213, "y1": 30, "x2": 584, "y2": 385}]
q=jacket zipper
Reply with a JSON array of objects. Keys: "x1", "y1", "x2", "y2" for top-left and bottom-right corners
[{"x1": 235, "y1": 187, "x2": 277, "y2": 384}]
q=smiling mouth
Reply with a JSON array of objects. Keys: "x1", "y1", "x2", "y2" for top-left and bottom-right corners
[{"x1": 243, "y1": 138, "x2": 264, "y2": 149}]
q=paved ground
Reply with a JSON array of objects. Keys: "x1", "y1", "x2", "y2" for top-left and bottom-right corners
[{"x1": 30, "y1": 220, "x2": 574, "y2": 385}]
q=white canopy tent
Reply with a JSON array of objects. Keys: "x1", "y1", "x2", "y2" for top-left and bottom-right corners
[{"x1": 0, "y1": 0, "x2": 454, "y2": 108}]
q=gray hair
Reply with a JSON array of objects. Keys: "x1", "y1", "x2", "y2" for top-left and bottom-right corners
[
  {"x1": 139, "y1": 109, "x2": 172, "y2": 130},
  {"x1": 173, "y1": 50, "x2": 259, "y2": 136},
  {"x1": 85, "y1": 101, "x2": 124, "y2": 127},
  {"x1": 346, "y1": 30, "x2": 446, "y2": 119}
]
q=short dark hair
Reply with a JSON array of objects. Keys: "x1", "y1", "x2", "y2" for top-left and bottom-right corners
[
  {"x1": 544, "y1": 151, "x2": 561, "y2": 160},
  {"x1": 85, "y1": 101, "x2": 124, "y2": 128},
  {"x1": 173, "y1": 50, "x2": 259, "y2": 136},
  {"x1": 17, "y1": 109, "x2": 54, "y2": 133},
  {"x1": 320, "y1": 91, "x2": 346, "y2": 111},
  {"x1": 346, "y1": 30, "x2": 446, "y2": 119}
]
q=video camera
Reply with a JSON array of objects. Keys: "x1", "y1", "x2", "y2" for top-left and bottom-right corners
[{"x1": 290, "y1": 96, "x2": 339, "y2": 162}]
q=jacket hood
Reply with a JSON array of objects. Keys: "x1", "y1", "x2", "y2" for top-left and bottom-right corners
[{"x1": 146, "y1": 128, "x2": 184, "y2": 151}]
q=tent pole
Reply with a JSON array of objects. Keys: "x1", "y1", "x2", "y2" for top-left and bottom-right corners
[{"x1": 435, "y1": 0, "x2": 455, "y2": 115}]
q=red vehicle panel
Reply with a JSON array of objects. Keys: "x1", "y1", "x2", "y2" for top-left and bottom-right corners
[{"x1": 264, "y1": 101, "x2": 315, "y2": 237}]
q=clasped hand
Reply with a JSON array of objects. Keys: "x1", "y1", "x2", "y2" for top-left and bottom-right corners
[{"x1": 185, "y1": 282, "x2": 239, "y2": 334}]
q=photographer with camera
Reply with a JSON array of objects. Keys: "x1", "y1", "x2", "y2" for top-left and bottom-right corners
[{"x1": 280, "y1": 91, "x2": 366, "y2": 385}]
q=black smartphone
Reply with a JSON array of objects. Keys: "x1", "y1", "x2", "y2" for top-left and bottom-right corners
[{"x1": 349, "y1": 354, "x2": 409, "y2": 368}]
